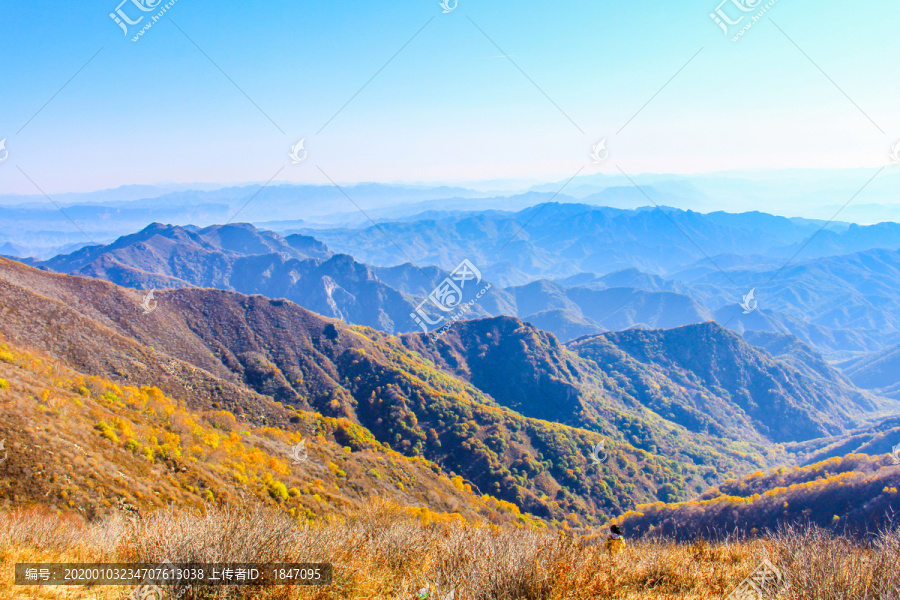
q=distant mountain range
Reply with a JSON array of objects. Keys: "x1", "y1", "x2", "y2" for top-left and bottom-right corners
[
  {"x1": 0, "y1": 182, "x2": 495, "y2": 258},
  {"x1": 296, "y1": 203, "x2": 900, "y2": 283},
  {"x1": 35, "y1": 223, "x2": 425, "y2": 334},
  {"x1": 28, "y1": 209, "x2": 900, "y2": 360},
  {"x1": 286, "y1": 203, "x2": 900, "y2": 354},
  {"x1": 7, "y1": 170, "x2": 900, "y2": 256},
  {"x1": 26, "y1": 222, "x2": 720, "y2": 339}
]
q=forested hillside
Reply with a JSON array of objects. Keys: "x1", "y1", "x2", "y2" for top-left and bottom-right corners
[{"x1": 615, "y1": 454, "x2": 900, "y2": 539}]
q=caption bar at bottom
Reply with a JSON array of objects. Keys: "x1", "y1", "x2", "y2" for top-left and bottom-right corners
[{"x1": 15, "y1": 563, "x2": 331, "y2": 586}]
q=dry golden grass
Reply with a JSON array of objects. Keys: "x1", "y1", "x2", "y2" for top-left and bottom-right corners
[
  {"x1": 0, "y1": 339, "x2": 538, "y2": 528},
  {"x1": 2, "y1": 500, "x2": 900, "y2": 599}
]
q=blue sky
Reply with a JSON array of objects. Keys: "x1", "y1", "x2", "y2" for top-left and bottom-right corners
[{"x1": 1, "y1": 0, "x2": 899, "y2": 195}]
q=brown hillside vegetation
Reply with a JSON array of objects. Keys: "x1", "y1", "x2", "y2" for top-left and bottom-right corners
[
  {"x1": 787, "y1": 414, "x2": 900, "y2": 465},
  {"x1": 616, "y1": 454, "x2": 900, "y2": 540},
  {"x1": 5, "y1": 255, "x2": 900, "y2": 597},
  {"x1": 0, "y1": 257, "x2": 788, "y2": 525},
  {"x1": 0, "y1": 338, "x2": 524, "y2": 524},
  {"x1": 567, "y1": 324, "x2": 887, "y2": 442},
  {"x1": 4, "y1": 501, "x2": 900, "y2": 599}
]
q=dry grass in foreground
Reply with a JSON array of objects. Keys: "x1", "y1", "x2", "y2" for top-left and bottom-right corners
[{"x1": 2, "y1": 501, "x2": 900, "y2": 599}]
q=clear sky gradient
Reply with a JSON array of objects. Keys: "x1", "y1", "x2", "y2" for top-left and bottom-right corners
[{"x1": 1, "y1": 0, "x2": 898, "y2": 195}]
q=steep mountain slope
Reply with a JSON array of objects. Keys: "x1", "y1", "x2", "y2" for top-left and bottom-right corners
[
  {"x1": 0, "y1": 339, "x2": 518, "y2": 524},
  {"x1": 37, "y1": 223, "x2": 424, "y2": 334},
  {"x1": 30, "y1": 222, "x2": 713, "y2": 342},
  {"x1": 409, "y1": 318, "x2": 891, "y2": 448},
  {"x1": 716, "y1": 305, "x2": 884, "y2": 356},
  {"x1": 34, "y1": 218, "x2": 900, "y2": 356},
  {"x1": 506, "y1": 280, "x2": 582, "y2": 317},
  {"x1": 400, "y1": 317, "x2": 797, "y2": 504},
  {"x1": 3, "y1": 255, "x2": 893, "y2": 530},
  {"x1": 402, "y1": 317, "x2": 604, "y2": 428},
  {"x1": 553, "y1": 257, "x2": 895, "y2": 356},
  {"x1": 0, "y1": 257, "x2": 747, "y2": 525},
  {"x1": 567, "y1": 323, "x2": 888, "y2": 443},
  {"x1": 369, "y1": 267, "x2": 708, "y2": 342},
  {"x1": 370, "y1": 263, "x2": 516, "y2": 319},
  {"x1": 0, "y1": 242, "x2": 27, "y2": 258}
]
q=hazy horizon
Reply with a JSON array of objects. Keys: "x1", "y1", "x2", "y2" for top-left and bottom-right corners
[
  {"x1": 3, "y1": 1, "x2": 900, "y2": 200},
  {"x1": 4, "y1": 166, "x2": 900, "y2": 227}
]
